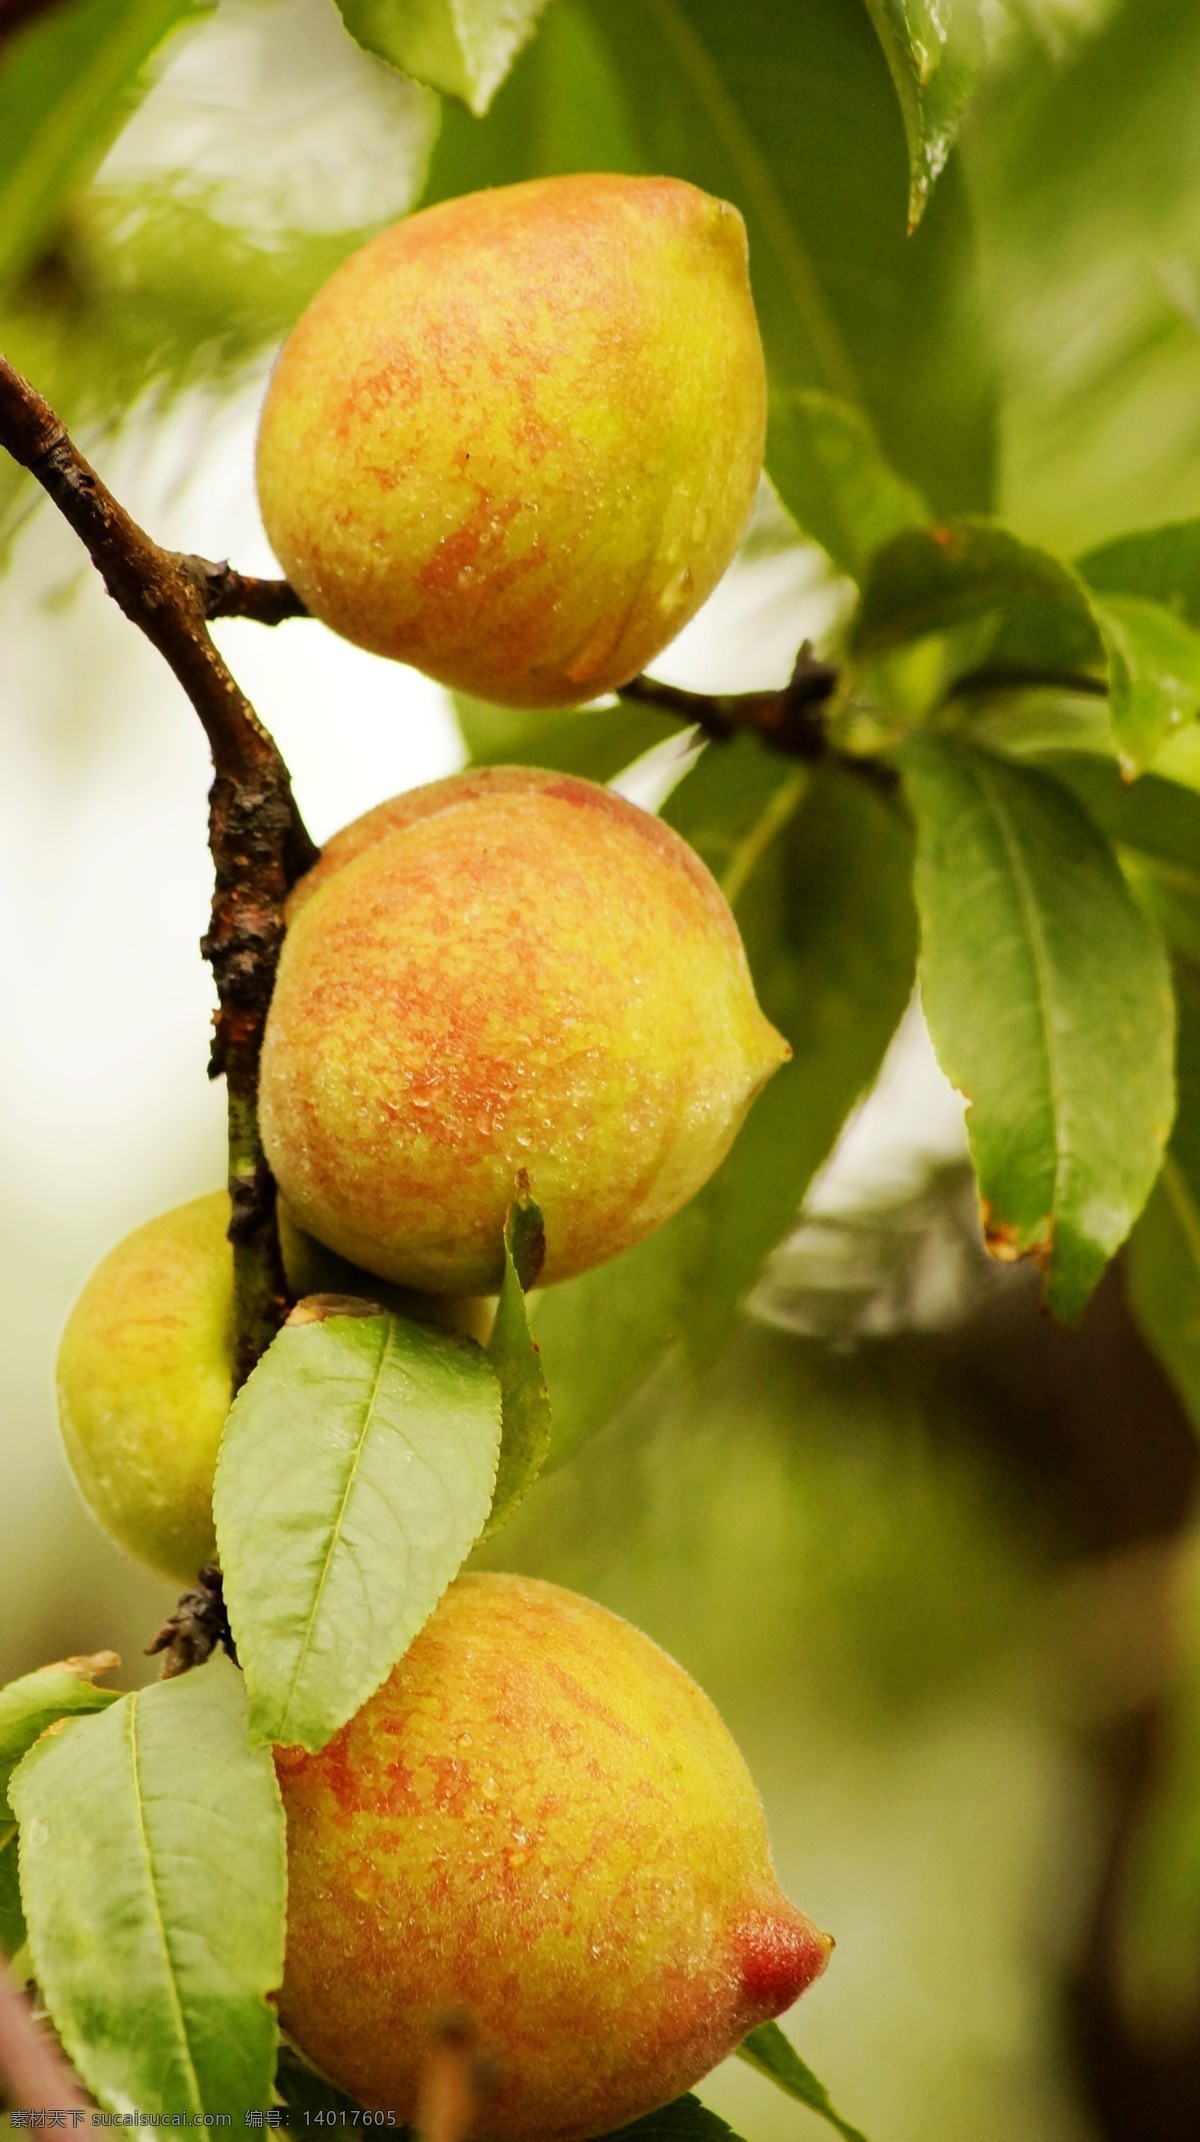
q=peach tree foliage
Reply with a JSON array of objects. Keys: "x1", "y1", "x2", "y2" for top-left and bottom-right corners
[{"x1": 2, "y1": 0, "x2": 1200, "y2": 2136}]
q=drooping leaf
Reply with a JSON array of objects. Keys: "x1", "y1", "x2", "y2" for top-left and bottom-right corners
[
  {"x1": 337, "y1": 0, "x2": 554, "y2": 114},
  {"x1": 1129, "y1": 960, "x2": 1200, "y2": 1433},
  {"x1": 738, "y1": 2019, "x2": 870, "y2": 2142},
  {"x1": 11, "y1": 1656, "x2": 284, "y2": 2118},
  {"x1": 483, "y1": 1194, "x2": 552, "y2": 1536},
  {"x1": 598, "y1": 2096, "x2": 748, "y2": 2142},
  {"x1": 215, "y1": 1304, "x2": 502, "y2": 1751},
  {"x1": 1080, "y1": 518, "x2": 1200, "y2": 633},
  {"x1": 0, "y1": 1653, "x2": 119, "y2": 1956},
  {"x1": 665, "y1": 747, "x2": 918, "y2": 1362},
  {"x1": 0, "y1": 0, "x2": 205, "y2": 291},
  {"x1": 454, "y1": 692, "x2": 687, "y2": 780},
  {"x1": 853, "y1": 521, "x2": 1104, "y2": 684},
  {"x1": 1092, "y1": 595, "x2": 1200, "y2": 776},
  {"x1": 422, "y1": 0, "x2": 997, "y2": 517},
  {"x1": 902, "y1": 737, "x2": 1175, "y2": 1320},
  {"x1": 863, "y1": 0, "x2": 983, "y2": 229},
  {"x1": 533, "y1": 744, "x2": 917, "y2": 1453},
  {"x1": 767, "y1": 388, "x2": 927, "y2": 582}
]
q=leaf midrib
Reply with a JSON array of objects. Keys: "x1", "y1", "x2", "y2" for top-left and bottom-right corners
[
  {"x1": 644, "y1": 0, "x2": 859, "y2": 403},
  {"x1": 971, "y1": 752, "x2": 1067, "y2": 1240},
  {"x1": 126, "y1": 1696, "x2": 203, "y2": 2115},
  {"x1": 719, "y1": 769, "x2": 808, "y2": 909},
  {"x1": 276, "y1": 1318, "x2": 396, "y2": 1739}
]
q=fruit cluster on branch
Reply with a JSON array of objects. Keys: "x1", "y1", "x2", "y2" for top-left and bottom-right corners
[{"x1": 1, "y1": 174, "x2": 838, "y2": 2135}]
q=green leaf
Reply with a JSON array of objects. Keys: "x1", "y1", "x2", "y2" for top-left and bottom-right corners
[
  {"x1": 665, "y1": 747, "x2": 918, "y2": 1362},
  {"x1": 767, "y1": 389, "x2": 927, "y2": 583},
  {"x1": 599, "y1": 2096, "x2": 747, "y2": 2142},
  {"x1": 215, "y1": 1305, "x2": 502, "y2": 1751},
  {"x1": 1080, "y1": 519, "x2": 1200, "y2": 633},
  {"x1": 0, "y1": 1653, "x2": 119, "y2": 1958},
  {"x1": 11, "y1": 1656, "x2": 284, "y2": 2117},
  {"x1": 853, "y1": 521, "x2": 1105, "y2": 679},
  {"x1": 337, "y1": 0, "x2": 553, "y2": 113},
  {"x1": 738, "y1": 2020, "x2": 870, "y2": 2142},
  {"x1": 1092, "y1": 595, "x2": 1200, "y2": 777},
  {"x1": 530, "y1": 1217, "x2": 697, "y2": 1465},
  {"x1": 483, "y1": 1194, "x2": 552, "y2": 1535},
  {"x1": 422, "y1": 0, "x2": 997, "y2": 517},
  {"x1": 533, "y1": 745, "x2": 916, "y2": 1451},
  {"x1": 455, "y1": 692, "x2": 687, "y2": 779},
  {"x1": 902, "y1": 737, "x2": 1175, "y2": 1320},
  {"x1": 0, "y1": 0, "x2": 205, "y2": 291},
  {"x1": 1129, "y1": 961, "x2": 1200, "y2": 1433},
  {"x1": 276, "y1": 2044, "x2": 372, "y2": 2116},
  {"x1": 1027, "y1": 755, "x2": 1200, "y2": 968},
  {"x1": 423, "y1": 0, "x2": 641, "y2": 194},
  {"x1": 863, "y1": 0, "x2": 983, "y2": 230}
]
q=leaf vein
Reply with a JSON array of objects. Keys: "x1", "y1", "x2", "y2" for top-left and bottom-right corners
[
  {"x1": 125, "y1": 1696, "x2": 202, "y2": 2114},
  {"x1": 276, "y1": 1319, "x2": 398, "y2": 1738}
]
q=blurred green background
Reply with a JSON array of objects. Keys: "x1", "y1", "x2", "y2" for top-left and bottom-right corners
[{"x1": 5, "y1": 1, "x2": 1200, "y2": 2137}]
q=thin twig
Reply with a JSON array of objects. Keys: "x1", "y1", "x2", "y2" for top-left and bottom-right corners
[
  {"x1": 620, "y1": 640, "x2": 839, "y2": 757},
  {"x1": 187, "y1": 558, "x2": 309, "y2": 626},
  {"x1": 621, "y1": 641, "x2": 900, "y2": 790},
  {"x1": 0, "y1": 354, "x2": 318, "y2": 1384},
  {"x1": 0, "y1": 1963, "x2": 90, "y2": 2113}
]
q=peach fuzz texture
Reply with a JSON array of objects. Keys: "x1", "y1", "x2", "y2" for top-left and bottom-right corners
[
  {"x1": 276, "y1": 1573, "x2": 831, "y2": 2138},
  {"x1": 255, "y1": 172, "x2": 766, "y2": 708},
  {"x1": 257, "y1": 767, "x2": 789, "y2": 1295},
  {"x1": 55, "y1": 1192, "x2": 490, "y2": 1584}
]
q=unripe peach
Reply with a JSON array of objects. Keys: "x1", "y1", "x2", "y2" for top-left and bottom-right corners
[
  {"x1": 255, "y1": 173, "x2": 766, "y2": 708},
  {"x1": 55, "y1": 1193, "x2": 487, "y2": 1585},
  {"x1": 258, "y1": 767, "x2": 788, "y2": 1295},
  {"x1": 276, "y1": 1573, "x2": 831, "y2": 2137}
]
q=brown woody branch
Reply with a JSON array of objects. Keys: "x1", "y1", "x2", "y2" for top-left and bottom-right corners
[
  {"x1": 620, "y1": 640, "x2": 901, "y2": 791},
  {"x1": 0, "y1": 1963, "x2": 90, "y2": 2114},
  {"x1": 0, "y1": 353, "x2": 318, "y2": 1386},
  {"x1": 187, "y1": 558, "x2": 310, "y2": 626},
  {"x1": 620, "y1": 640, "x2": 840, "y2": 757}
]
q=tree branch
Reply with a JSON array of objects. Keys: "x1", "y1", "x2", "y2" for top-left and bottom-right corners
[
  {"x1": 185, "y1": 557, "x2": 310, "y2": 626},
  {"x1": 620, "y1": 640, "x2": 899, "y2": 790},
  {"x1": 0, "y1": 353, "x2": 318, "y2": 1385},
  {"x1": 620, "y1": 640, "x2": 839, "y2": 756},
  {"x1": 0, "y1": 1963, "x2": 90, "y2": 2114}
]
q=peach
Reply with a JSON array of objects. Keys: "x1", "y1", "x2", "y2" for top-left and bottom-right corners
[
  {"x1": 255, "y1": 173, "x2": 766, "y2": 708},
  {"x1": 276, "y1": 1572, "x2": 830, "y2": 2137},
  {"x1": 55, "y1": 1192, "x2": 487, "y2": 1585},
  {"x1": 257, "y1": 766, "x2": 788, "y2": 1295}
]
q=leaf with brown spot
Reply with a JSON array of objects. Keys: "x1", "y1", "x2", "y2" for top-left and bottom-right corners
[{"x1": 903, "y1": 737, "x2": 1175, "y2": 1321}]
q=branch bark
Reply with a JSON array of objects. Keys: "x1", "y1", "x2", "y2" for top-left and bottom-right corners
[
  {"x1": 620, "y1": 641, "x2": 901, "y2": 791},
  {"x1": 619, "y1": 640, "x2": 840, "y2": 757},
  {"x1": 0, "y1": 354, "x2": 317, "y2": 1384}
]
